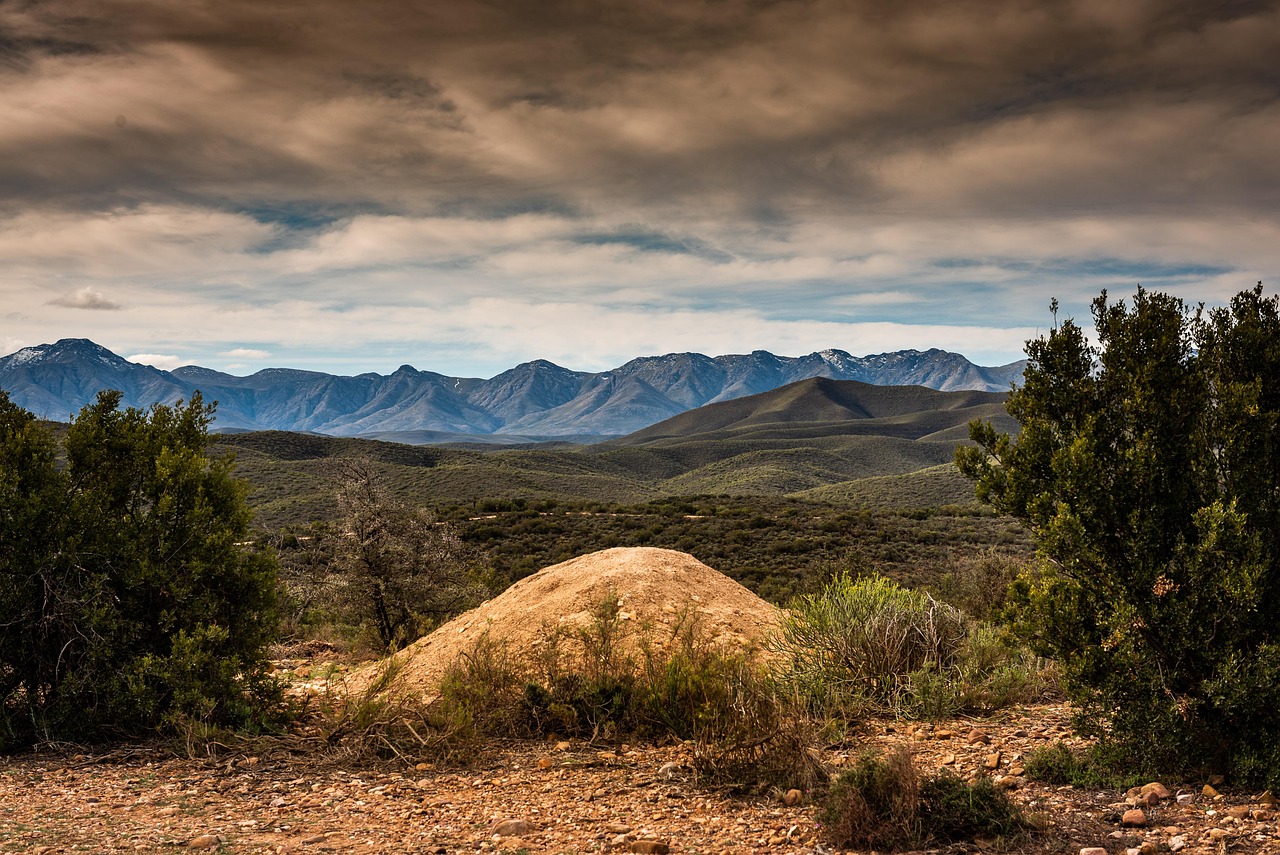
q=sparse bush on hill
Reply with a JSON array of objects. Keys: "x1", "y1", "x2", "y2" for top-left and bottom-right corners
[
  {"x1": 331, "y1": 459, "x2": 487, "y2": 652},
  {"x1": 958, "y1": 284, "x2": 1280, "y2": 785},
  {"x1": 0, "y1": 390, "x2": 282, "y2": 749}
]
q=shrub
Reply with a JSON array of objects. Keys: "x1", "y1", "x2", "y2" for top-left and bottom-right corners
[
  {"x1": 0, "y1": 390, "x2": 282, "y2": 749},
  {"x1": 822, "y1": 749, "x2": 1030, "y2": 851},
  {"x1": 958, "y1": 285, "x2": 1280, "y2": 784}
]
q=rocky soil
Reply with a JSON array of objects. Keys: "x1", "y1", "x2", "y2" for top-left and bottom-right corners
[
  {"x1": 4, "y1": 549, "x2": 1277, "y2": 854},
  {"x1": 3, "y1": 699, "x2": 1277, "y2": 855}
]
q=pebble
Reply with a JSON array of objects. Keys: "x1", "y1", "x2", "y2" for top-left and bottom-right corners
[
  {"x1": 1169, "y1": 834, "x2": 1188, "y2": 851},
  {"x1": 1203, "y1": 784, "x2": 1220, "y2": 798},
  {"x1": 984, "y1": 751, "x2": 1002, "y2": 770},
  {"x1": 629, "y1": 840, "x2": 670, "y2": 855},
  {"x1": 967, "y1": 728, "x2": 991, "y2": 745},
  {"x1": 1080, "y1": 847, "x2": 1108, "y2": 855}
]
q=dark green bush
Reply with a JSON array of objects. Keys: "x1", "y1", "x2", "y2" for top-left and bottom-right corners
[
  {"x1": 959, "y1": 285, "x2": 1280, "y2": 785},
  {"x1": 0, "y1": 390, "x2": 282, "y2": 748}
]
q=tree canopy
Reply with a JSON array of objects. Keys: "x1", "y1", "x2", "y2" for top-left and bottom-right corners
[
  {"x1": 957, "y1": 284, "x2": 1280, "y2": 783},
  {"x1": 0, "y1": 390, "x2": 280, "y2": 748}
]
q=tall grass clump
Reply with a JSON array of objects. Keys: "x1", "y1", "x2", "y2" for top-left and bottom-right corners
[{"x1": 772, "y1": 573, "x2": 1054, "y2": 719}]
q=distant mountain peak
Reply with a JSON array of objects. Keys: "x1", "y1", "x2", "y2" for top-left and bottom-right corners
[{"x1": 0, "y1": 338, "x2": 1022, "y2": 440}]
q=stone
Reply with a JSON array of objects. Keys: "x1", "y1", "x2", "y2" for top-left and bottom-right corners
[
  {"x1": 491, "y1": 818, "x2": 533, "y2": 837},
  {"x1": 1143, "y1": 791, "x2": 1161, "y2": 807},
  {"x1": 1259, "y1": 789, "x2": 1277, "y2": 806},
  {"x1": 940, "y1": 753, "x2": 956, "y2": 765},
  {"x1": 629, "y1": 841, "x2": 670, "y2": 855},
  {"x1": 782, "y1": 788, "x2": 803, "y2": 807},
  {"x1": 985, "y1": 752, "x2": 1002, "y2": 770},
  {"x1": 1203, "y1": 784, "x2": 1220, "y2": 798},
  {"x1": 157, "y1": 806, "x2": 179, "y2": 817},
  {"x1": 1080, "y1": 848, "x2": 1108, "y2": 855},
  {"x1": 1140, "y1": 843, "x2": 1159, "y2": 855},
  {"x1": 537, "y1": 757, "x2": 554, "y2": 770},
  {"x1": 1169, "y1": 834, "x2": 1188, "y2": 852},
  {"x1": 968, "y1": 729, "x2": 991, "y2": 745},
  {"x1": 1121, "y1": 809, "x2": 1147, "y2": 827},
  {"x1": 1176, "y1": 793, "x2": 1194, "y2": 806},
  {"x1": 1140, "y1": 782, "x2": 1170, "y2": 800},
  {"x1": 555, "y1": 740, "x2": 571, "y2": 751},
  {"x1": 188, "y1": 834, "x2": 220, "y2": 849},
  {"x1": 1208, "y1": 828, "x2": 1230, "y2": 841}
]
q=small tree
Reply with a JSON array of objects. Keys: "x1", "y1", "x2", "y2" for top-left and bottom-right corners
[
  {"x1": 957, "y1": 284, "x2": 1280, "y2": 783},
  {"x1": 0, "y1": 390, "x2": 280, "y2": 747},
  {"x1": 333, "y1": 459, "x2": 483, "y2": 651}
]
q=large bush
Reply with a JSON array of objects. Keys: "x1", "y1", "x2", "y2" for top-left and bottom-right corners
[
  {"x1": 957, "y1": 285, "x2": 1280, "y2": 784},
  {"x1": 0, "y1": 390, "x2": 281, "y2": 747}
]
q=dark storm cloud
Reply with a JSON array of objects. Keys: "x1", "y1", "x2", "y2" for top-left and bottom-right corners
[{"x1": 1, "y1": 0, "x2": 1276, "y2": 220}]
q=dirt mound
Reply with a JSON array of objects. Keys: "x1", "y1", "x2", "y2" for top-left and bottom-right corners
[{"x1": 349, "y1": 547, "x2": 780, "y2": 700}]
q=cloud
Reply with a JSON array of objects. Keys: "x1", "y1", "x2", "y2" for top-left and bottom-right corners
[
  {"x1": 47, "y1": 286, "x2": 123, "y2": 310},
  {"x1": 127, "y1": 353, "x2": 191, "y2": 370},
  {"x1": 0, "y1": 1, "x2": 1275, "y2": 375},
  {"x1": 220, "y1": 348, "x2": 271, "y2": 359}
]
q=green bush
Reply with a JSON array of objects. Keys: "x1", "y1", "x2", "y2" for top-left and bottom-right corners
[
  {"x1": 772, "y1": 573, "x2": 967, "y2": 714},
  {"x1": 958, "y1": 285, "x2": 1280, "y2": 785},
  {"x1": 0, "y1": 390, "x2": 282, "y2": 748}
]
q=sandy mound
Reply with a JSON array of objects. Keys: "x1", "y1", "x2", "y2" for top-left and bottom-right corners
[{"x1": 350, "y1": 547, "x2": 780, "y2": 699}]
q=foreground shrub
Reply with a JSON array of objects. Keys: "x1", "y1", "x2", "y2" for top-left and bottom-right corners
[
  {"x1": 0, "y1": 390, "x2": 282, "y2": 749},
  {"x1": 822, "y1": 749, "x2": 1030, "y2": 851},
  {"x1": 958, "y1": 285, "x2": 1280, "y2": 785}
]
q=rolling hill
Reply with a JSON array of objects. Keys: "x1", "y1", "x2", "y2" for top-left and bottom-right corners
[{"x1": 214, "y1": 376, "x2": 1012, "y2": 528}]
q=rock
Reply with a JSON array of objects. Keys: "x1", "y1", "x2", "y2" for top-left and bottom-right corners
[
  {"x1": 1141, "y1": 782, "x2": 1171, "y2": 800},
  {"x1": 1140, "y1": 843, "x2": 1159, "y2": 855},
  {"x1": 497, "y1": 837, "x2": 530, "y2": 850},
  {"x1": 940, "y1": 753, "x2": 956, "y2": 765},
  {"x1": 490, "y1": 818, "x2": 534, "y2": 837},
  {"x1": 555, "y1": 740, "x2": 571, "y2": 751},
  {"x1": 1208, "y1": 773, "x2": 1225, "y2": 786},
  {"x1": 629, "y1": 841, "x2": 670, "y2": 855},
  {"x1": 782, "y1": 788, "x2": 803, "y2": 807},
  {"x1": 1225, "y1": 805, "x2": 1251, "y2": 819},
  {"x1": 300, "y1": 835, "x2": 328, "y2": 846},
  {"x1": 1202, "y1": 784, "x2": 1220, "y2": 798},
  {"x1": 157, "y1": 806, "x2": 179, "y2": 817},
  {"x1": 1259, "y1": 789, "x2": 1277, "y2": 805},
  {"x1": 984, "y1": 752, "x2": 1002, "y2": 770},
  {"x1": 968, "y1": 729, "x2": 991, "y2": 745},
  {"x1": 605, "y1": 823, "x2": 632, "y2": 834},
  {"x1": 270, "y1": 797, "x2": 287, "y2": 807},
  {"x1": 1143, "y1": 791, "x2": 1161, "y2": 807},
  {"x1": 1121, "y1": 809, "x2": 1147, "y2": 827},
  {"x1": 1208, "y1": 828, "x2": 1230, "y2": 841},
  {"x1": 1080, "y1": 848, "x2": 1108, "y2": 855},
  {"x1": 188, "y1": 834, "x2": 221, "y2": 849},
  {"x1": 537, "y1": 757, "x2": 555, "y2": 770},
  {"x1": 1169, "y1": 834, "x2": 1188, "y2": 852},
  {"x1": 1176, "y1": 792, "x2": 1194, "y2": 806}
]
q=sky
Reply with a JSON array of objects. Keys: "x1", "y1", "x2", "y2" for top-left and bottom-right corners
[{"x1": 2, "y1": 0, "x2": 1277, "y2": 378}]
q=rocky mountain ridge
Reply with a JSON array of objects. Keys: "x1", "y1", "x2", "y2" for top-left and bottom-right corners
[{"x1": 1, "y1": 338, "x2": 1024, "y2": 439}]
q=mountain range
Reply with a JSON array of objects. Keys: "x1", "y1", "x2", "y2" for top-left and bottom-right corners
[{"x1": 0, "y1": 338, "x2": 1024, "y2": 440}]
